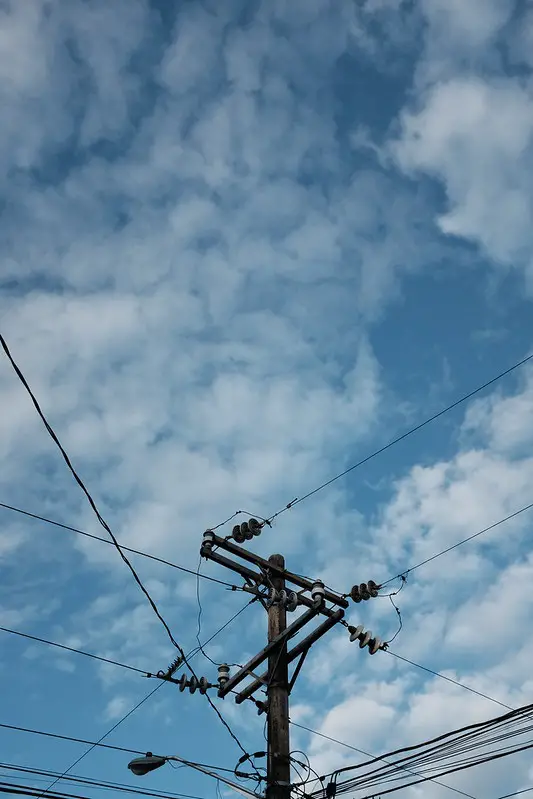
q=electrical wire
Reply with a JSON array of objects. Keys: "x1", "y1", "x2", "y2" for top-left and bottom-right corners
[
  {"x1": 2, "y1": 597, "x2": 260, "y2": 795},
  {"x1": 264, "y1": 352, "x2": 533, "y2": 523},
  {"x1": 34, "y1": 683, "x2": 165, "y2": 799},
  {"x1": 289, "y1": 722, "x2": 478, "y2": 799},
  {"x1": 0, "y1": 333, "x2": 253, "y2": 764},
  {"x1": 314, "y1": 702, "x2": 533, "y2": 797},
  {"x1": 0, "y1": 627, "x2": 149, "y2": 675},
  {"x1": 0, "y1": 783, "x2": 94, "y2": 799},
  {"x1": 386, "y1": 650, "x2": 514, "y2": 711},
  {"x1": 1, "y1": 596, "x2": 254, "y2": 681},
  {"x1": 0, "y1": 727, "x2": 245, "y2": 777},
  {"x1": 380, "y1": 500, "x2": 533, "y2": 588},
  {"x1": 0, "y1": 765, "x2": 206, "y2": 799},
  {"x1": 384, "y1": 594, "x2": 403, "y2": 645},
  {"x1": 193, "y1": 559, "x2": 245, "y2": 669},
  {"x1": 195, "y1": 557, "x2": 219, "y2": 667},
  {"x1": 0, "y1": 502, "x2": 245, "y2": 593}
]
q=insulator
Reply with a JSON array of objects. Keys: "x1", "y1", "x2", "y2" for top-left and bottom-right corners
[
  {"x1": 349, "y1": 624, "x2": 365, "y2": 643},
  {"x1": 369, "y1": 636, "x2": 382, "y2": 655},
  {"x1": 199, "y1": 676, "x2": 209, "y2": 695},
  {"x1": 178, "y1": 674, "x2": 188, "y2": 692},
  {"x1": 350, "y1": 585, "x2": 362, "y2": 603},
  {"x1": 368, "y1": 580, "x2": 379, "y2": 597},
  {"x1": 218, "y1": 663, "x2": 230, "y2": 687},
  {"x1": 232, "y1": 524, "x2": 246, "y2": 544},
  {"x1": 189, "y1": 676, "x2": 198, "y2": 694},
  {"x1": 266, "y1": 588, "x2": 277, "y2": 608},
  {"x1": 359, "y1": 630, "x2": 372, "y2": 649},
  {"x1": 202, "y1": 530, "x2": 214, "y2": 548},
  {"x1": 240, "y1": 521, "x2": 253, "y2": 540},
  {"x1": 286, "y1": 591, "x2": 298, "y2": 612},
  {"x1": 249, "y1": 518, "x2": 262, "y2": 536},
  {"x1": 278, "y1": 590, "x2": 287, "y2": 607},
  {"x1": 360, "y1": 583, "x2": 371, "y2": 601},
  {"x1": 311, "y1": 580, "x2": 325, "y2": 605}
]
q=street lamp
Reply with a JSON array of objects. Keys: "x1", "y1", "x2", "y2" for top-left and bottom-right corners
[
  {"x1": 127, "y1": 753, "x2": 261, "y2": 799},
  {"x1": 128, "y1": 754, "x2": 167, "y2": 776}
]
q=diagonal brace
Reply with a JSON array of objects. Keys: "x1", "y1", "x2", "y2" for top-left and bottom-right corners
[{"x1": 218, "y1": 604, "x2": 321, "y2": 697}]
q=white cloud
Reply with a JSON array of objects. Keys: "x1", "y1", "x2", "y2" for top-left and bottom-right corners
[
  {"x1": 1, "y1": 4, "x2": 533, "y2": 799},
  {"x1": 103, "y1": 694, "x2": 130, "y2": 721}
]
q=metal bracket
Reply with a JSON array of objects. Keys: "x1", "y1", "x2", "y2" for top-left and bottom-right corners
[
  {"x1": 218, "y1": 603, "x2": 321, "y2": 698},
  {"x1": 235, "y1": 609, "x2": 344, "y2": 703},
  {"x1": 288, "y1": 649, "x2": 309, "y2": 696}
]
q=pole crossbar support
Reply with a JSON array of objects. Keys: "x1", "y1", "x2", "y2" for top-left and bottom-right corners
[
  {"x1": 207, "y1": 534, "x2": 349, "y2": 609},
  {"x1": 234, "y1": 609, "x2": 345, "y2": 704},
  {"x1": 218, "y1": 604, "x2": 321, "y2": 697}
]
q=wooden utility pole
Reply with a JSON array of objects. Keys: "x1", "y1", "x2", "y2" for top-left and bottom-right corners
[
  {"x1": 267, "y1": 555, "x2": 291, "y2": 799},
  {"x1": 197, "y1": 524, "x2": 383, "y2": 799}
]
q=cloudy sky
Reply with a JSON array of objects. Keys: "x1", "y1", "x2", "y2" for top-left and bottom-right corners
[{"x1": 1, "y1": 1, "x2": 533, "y2": 799}]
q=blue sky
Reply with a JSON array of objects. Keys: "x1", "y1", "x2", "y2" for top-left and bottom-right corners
[{"x1": 1, "y1": 1, "x2": 533, "y2": 799}]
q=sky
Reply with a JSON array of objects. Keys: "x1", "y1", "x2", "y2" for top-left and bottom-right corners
[{"x1": 1, "y1": 1, "x2": 533, "y2": 799}]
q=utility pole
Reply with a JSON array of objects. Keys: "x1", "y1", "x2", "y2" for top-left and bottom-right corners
[
  {"x1": 266, "y1": 555, "x2": 290, "y2": 799},
  {"x1": 152, "y1": 520, "x2": 385, "y2": 799}
]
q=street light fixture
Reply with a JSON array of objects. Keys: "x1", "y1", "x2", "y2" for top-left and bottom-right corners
[
  {"x1": 127, "y1": 753, "x2": 261, "y2": 799},
  {"x1": 128, "y1": 754, "x2": 167, "y2": 776}
]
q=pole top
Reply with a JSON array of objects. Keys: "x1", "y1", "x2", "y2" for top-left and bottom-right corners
[{"x1": 268, "y1": 554, "x2": 285, "y2": 568}]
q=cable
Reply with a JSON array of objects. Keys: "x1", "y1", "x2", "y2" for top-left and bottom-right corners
[
  {"x1": 0, "y1": 724, "x2": 144, "y2": 756},
  {"x1": 0, "y1": 726, "x2": 245, "y2": 777},
  {"x1": 193, "y1": 558, "x2": 234, "y2": 668},
  {"x1": 381, "y1": 500, "x2": 533, "y2": 587},
  {"x1": 1, "y1": 598, "x2": 259, "y2": 796},
  {"x1": 0, "y1": 765, "x2": 206, "y2": 799},
  {"x1": 0, "y1": 334, "x2": 252, "y2": 763},
  {"x1": 0, "y1": 502, "x2": 244, "y2": 593},
  {"x1": 386, "y1": 650, "x2": 514, "y2": 711},
  {"x1": 0, "y1": 783, "x2": 95, "y2": 799},
  {"x1": 330, "y1": 740, "x2": 533, "y2": 799},
  {"x1": 384, "y1": 595, "x2": 403, "y2": 645},
  {"x1": 0, "y1": 627, "x2": 149, "y2": 675},
  {"x1": 265, "y1": 352, "x2": 533, "y2": 522},
  {"x1": 1, "y1": 597, "x2": 253, "y2": 679},
  {"x1": 290, "y1": 723, "x2": 478, "y2": 799},
  {"x1": 496, "y1": 790, "x2": 533, "y2": 799},
  {"x1": 35, "y1": 683, "x2": 165, "y2": 798},
  {"x1": 320, "y1": 702, "x2": 533, "y2": 794}
]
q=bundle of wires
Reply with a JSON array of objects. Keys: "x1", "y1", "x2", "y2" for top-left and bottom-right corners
[{"x1": 307, "y1": 702, "x2": 533, "y2": 799}]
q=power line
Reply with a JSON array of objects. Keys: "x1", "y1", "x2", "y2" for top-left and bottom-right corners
[
  {"x1": 266, "y1": 352, "x2": 533, "y2": 522},
  {"x1": 0, "y1": 782, "x2": 94, "y2": 799},
  {"x1": 381, "y1": 500, "x2": 533, "y2": 587},
  {"x1": 2, "y1": 597, "x2": 257, "y2": 798},
  {"x1": 311, "y1": 700, "x2": 533, "y2": 798},
  {"x1": 1, "y1": 598, "x2": 253, "y2": 679},
  {"x1": 0, "y1": 724, "x2": 143, "y2": 755},
  {"x1": 0, "y1": 502, "x2": 243, "y2": 593},
  {"x1": 1, "y1": 598, "x2": 256, "y2": 798},
  {"x1": 34, "y1": 683, "x2": 165, "y2": 799},
  {"x1": 289, "y1": 722, "x2": 478, "y2": 799},
  {"x1": 0, "y1": 726, "x2": 241, "y2": 776},
  {"x1": 0, "y1": 779, "x2": 207, "y2": 799},
  {"x1": 0, "y1": 333, "x2": 252, "y2": 762},
  {"x1": 386, "y1": 651, "x2": 513, "y2": 712},
  {"x1": 0, "y1": 766, "x2": 206, "y2": 799},
  {"x1": 0, "y1": 627, "x2": 149, "y2": 675}
]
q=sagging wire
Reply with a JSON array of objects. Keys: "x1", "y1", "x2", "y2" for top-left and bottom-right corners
[
  {"x1": 384, "y1": 594, "x2": 403, "y2": 647},
  {"x1": 233, "y1": 753, "x2": 266, "y2": 784},
  {"x1": 194, "y1": 558, "x2": 249, "y2": 669}
]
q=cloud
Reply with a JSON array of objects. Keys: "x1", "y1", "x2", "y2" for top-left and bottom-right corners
[
  {"x1": 388, "y1": 1, "x2": 533, "y2": 289},
  {"x1": 1, "y1": 3, "x2": 533, "y2": 799}
]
